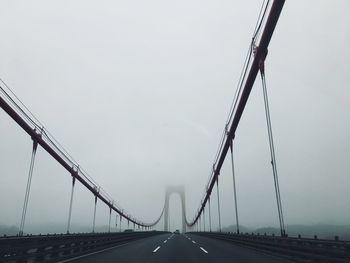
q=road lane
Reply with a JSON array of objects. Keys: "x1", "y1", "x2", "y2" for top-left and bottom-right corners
[
  {"x1": 61, "y1": 233, "x2": 171, "y2": 263},
  {"x1": 66, "y1": 233, "x2": 290, "y2": 263},
  {"x1": 186, "y1": 233, "x2": 289, "y2": 263}
]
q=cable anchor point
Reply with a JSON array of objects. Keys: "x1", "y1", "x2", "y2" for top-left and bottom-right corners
[{"x1": 258, "y1": 47, "x2": 268, "y2": 75}]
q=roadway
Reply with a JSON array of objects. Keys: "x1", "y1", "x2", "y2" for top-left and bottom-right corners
[{"x1": 60, "y1": 233, "x2": 291, "y2": 263}]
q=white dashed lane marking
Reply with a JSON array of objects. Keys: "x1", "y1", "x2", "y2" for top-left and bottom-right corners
[
  {"x1": 186, "y1": 235, "x2": 208, "y2": 255},
  {"x1": 200, "y1": 247, "x2": 208, "y2": 254},
  {"x1": 153, "y1": 246, "x2": 161, "y2": 253}
]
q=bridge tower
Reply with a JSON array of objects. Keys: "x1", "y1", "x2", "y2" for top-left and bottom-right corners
[{"x1": 164, "y1": 185, "x2": 186, "y2": 233}]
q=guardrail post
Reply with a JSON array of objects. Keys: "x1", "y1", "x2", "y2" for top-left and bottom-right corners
[
  {"x1": 19, "y1": 138, "x2": 38, "y2": 236},
  {"x1": 67, "y1": 174, "x2": 76, "y2": 234},
  {"x1": 229, "y1": 139, "x2": 240, "y2": 234}
]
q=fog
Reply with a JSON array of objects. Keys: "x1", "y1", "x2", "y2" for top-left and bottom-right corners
[{"x1": 0, "y1": 0, "x2": 349, "y2": 234}]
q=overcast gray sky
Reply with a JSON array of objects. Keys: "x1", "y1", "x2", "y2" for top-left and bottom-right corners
[{"x1": 0, "y1": 0, "x2": 349, "y2": 233}]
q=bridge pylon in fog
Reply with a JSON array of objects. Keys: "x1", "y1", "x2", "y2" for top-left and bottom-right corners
[{"x1": 164, "y1": 185, "x2": 186, "y2": 233}]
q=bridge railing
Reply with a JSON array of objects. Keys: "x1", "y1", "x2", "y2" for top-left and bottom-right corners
[
  {"x1": 189, "y1": 232, "x2": 350, "y2": 262},
  {"x1": 0, "y1": 231, "x2": 168, "y2": 262}
]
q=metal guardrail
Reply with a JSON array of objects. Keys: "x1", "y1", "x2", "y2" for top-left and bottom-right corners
[
  {"x1": 0, "y1": 231, "x2": 168, "y2": 262},
  {"x1": 189, "y1": 232, "x2": 350, "y2": 262}
]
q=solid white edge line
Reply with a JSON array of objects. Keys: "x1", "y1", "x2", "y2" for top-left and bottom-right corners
[
  {"x1": 200, "y1": 247, "x2": 208, "y2": 254},
  {"x1": 153, "y1": 246, "x2": 161, "y2": 253},
  {"x1": 58, "y1": 242, "x2": 131, "y2": 262}
]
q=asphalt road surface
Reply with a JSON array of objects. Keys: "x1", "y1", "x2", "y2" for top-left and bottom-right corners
[{"x1": 60, "y1": 233, "x2": 290, "y2": 263}]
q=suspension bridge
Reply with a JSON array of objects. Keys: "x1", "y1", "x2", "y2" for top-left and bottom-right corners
[{"x1": 1, "y1": 1, "x2": 349, "y2": 262}]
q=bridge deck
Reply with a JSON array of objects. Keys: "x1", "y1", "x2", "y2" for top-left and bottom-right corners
[{"x1": 65, "y1": 233, "x2": 288, "y2": 263}]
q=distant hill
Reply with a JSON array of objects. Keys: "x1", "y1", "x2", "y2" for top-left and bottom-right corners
[
  {"x1": 0, "y1": 224, "x2": 19, "y2": 236},
  {"x1": 220, "y1": 225, "x2": 251, "y2": 233},
  {"x1": 222, "y1": 224, "x2": 350, "y2": 240}
]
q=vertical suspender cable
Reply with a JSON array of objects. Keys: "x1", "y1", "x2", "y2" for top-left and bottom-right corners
[
  {"x1": 92, "y1": 195, "x2": 97, "y2": 233},
  {"x1": 230, "y1": 140, "x2": 240, "y2": 234},
  {"x1": 260, "y1": 62, "x2": 285, "y2": 236},
  {"x1": 216, "y1": 179, "x2": 222, "y2": 232},
  {"x1": 119, "y1": 216, "x2": 122, "y2": 232},
  {"x1": 19, "y1": 140, "x2": 38, "y2": 236},
  {"x1": 108, "y1": 207, "x2": 112, "y2": 233},
  {"x1": 209, "y1": 198, "x2": 212, "y2": 232},
  {"x1": 203, "y1": 208, "x2": 206, "y2": 232},
  {"x1": 67, "y1": 176, "x2": 76, "y2": 234}
]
